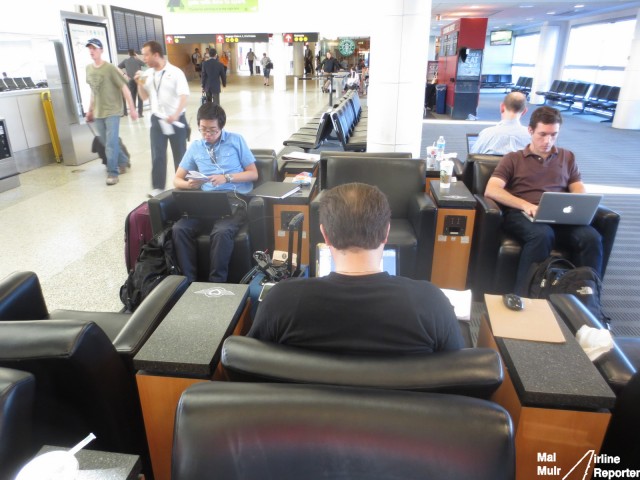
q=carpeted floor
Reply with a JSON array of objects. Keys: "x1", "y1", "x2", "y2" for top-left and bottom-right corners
[{"x1": 422, "y1": 92, "x2": 640, "y2": 337}]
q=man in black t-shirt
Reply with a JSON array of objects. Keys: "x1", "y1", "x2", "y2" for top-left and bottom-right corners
[{"x1": 247, "y1": 183, "x2": 463, "y2": 355}]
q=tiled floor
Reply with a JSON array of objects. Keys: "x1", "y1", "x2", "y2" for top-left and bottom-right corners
[{"x1": 0, "y1": 74, "x2": 331, "y2": 312}]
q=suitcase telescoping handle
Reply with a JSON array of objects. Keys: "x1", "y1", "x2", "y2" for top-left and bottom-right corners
[{"x1": 287, "y1": 213, "x2": 304, "y2": 277}]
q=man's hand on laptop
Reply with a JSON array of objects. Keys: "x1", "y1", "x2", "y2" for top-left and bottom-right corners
[{"x1": 522, "y1": 202, "x2": 538, "y2": 217}]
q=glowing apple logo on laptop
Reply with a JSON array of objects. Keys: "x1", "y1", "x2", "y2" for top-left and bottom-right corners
[{"x1": 563, "y1": 206, "x2": 573, "y2": 214}]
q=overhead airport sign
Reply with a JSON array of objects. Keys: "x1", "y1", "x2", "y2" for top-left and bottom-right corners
[
  {"x1": 166, "y1": 0, "x2": 259, "y2": 14},
  {"x1": 166, "y1": 34, "x2": 218, "y2": 44},
  {"x1": 283, "y1": 33, "x2": 319, "y2": 43},
  {"x1": 216, "y1": 33, "x2": 270, "y2": 43}
]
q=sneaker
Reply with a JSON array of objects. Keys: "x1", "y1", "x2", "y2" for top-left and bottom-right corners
[
  {"x1": 106, "y1": 175, "x2": 119, "y2": 186},
  {"x1": 147, "y1": 188, "x2": 164, "y2": 198}
]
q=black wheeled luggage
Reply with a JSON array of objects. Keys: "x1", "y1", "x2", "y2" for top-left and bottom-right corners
[{"x1": 87, "y1": 122, "x2": 130, "y2": 167}]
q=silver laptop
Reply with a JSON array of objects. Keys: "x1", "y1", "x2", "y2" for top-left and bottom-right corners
[
  {"x1": 316, "y1": 243, "x2": 397, "y2": 277},
  {"x1": 522, "y1": 192, "x2": 602, "y2": 225}
]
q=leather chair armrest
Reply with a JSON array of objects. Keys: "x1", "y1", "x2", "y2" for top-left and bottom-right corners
[
  {"x1": 112, "y1": 275, "x2": 189, "y2": 359},
  {"x1": 247, "y1": 196, "x2": 271, "y2": 253},
  {"x1": 408, "y1": 192, "x2": 437, "y2": 280},
  {"x1": 309, "y1": 190, "x2": 328, "y2": 277},
  {"x1": 148, "y1": 190, "x2": 180, "y2": 236},
  {"x1": 452, "y1": 157, "x2": 464, "y2": 177},
  {"x1": 469, "y1": 195, "x2": 504, "y2": 294},
  {"x1": 591, "y1": 205, "x2": 620, "y2": 278},
  {"x1": 549, "y1": 294, "x2": 636, "y2": 395},
  {"x1": 0, "y1": 367, "x2": 35, "y2": 479},
  {"x1": 0, "y1": 271, "x2": 49, "y2": 320},
  {"x1": 222, "y1": 336, "x2": 503, "y2": 399}
]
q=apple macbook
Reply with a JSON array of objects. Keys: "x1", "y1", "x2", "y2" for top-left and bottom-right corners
[
  {"x1": 315, "y1": 243, "x2": 397, "y2": 277},
  {"x1": 522, "y1": 192, "x2": 602, "y2": 225},
  {"x1": 466, "y1": 133, "x2": 479, "y2": 154},
  {"x1": 172, "y1": 190, "x2": 234, "y2": 219}
]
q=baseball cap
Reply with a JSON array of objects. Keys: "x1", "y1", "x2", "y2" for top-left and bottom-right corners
[{"x1": 86, "y1": 38, "x2": 103, "y2": 49}]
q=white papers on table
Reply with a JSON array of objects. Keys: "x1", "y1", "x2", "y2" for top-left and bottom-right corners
[
  {"x1": 441, "y1": 289, "x2": 472, "y2": 321},
  {"x1": 282, "y1": 151, "x2": 320, "y2": 163}
]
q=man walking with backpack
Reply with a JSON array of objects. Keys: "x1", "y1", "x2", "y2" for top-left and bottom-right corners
[{"x1": 484, "y1": 106, "x2": 603, "y2": 296}]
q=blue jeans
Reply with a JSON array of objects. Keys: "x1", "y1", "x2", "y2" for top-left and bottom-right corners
[
  {"x1": 503, "y1": 208, "x2": 603, "y2": 295},
  {"x1": 150, "y1": 113, "x2": 187, "y2": 190},
  {"x1": 93, "y1": 115, "x2": 129, "y2": 176}
]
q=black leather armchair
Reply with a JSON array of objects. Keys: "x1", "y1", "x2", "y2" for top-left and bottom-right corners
[
  {"x1": 221, "y1": 336, "x2": 502, "y2": 399},
  {"x1": 0, "y1": 368, "x2": 35, "y2": 479},
  {"x1": 309, "y1": 156, "x2": 437, "y2": 279},
  {"x1": 0, "y1": 320, "x2": 151, "y2": 474},
  {"x1": 549, "y1": 294, "x2": 640, "y2": 468},
  {"x1": 0, "y1": 270, "x2": 189, "y2": 371},
  {"x1": 172, "y1": 382, "x2": 515, "y2": 480},
  {"x1": 469, "y1": 160, "x2": 620, "y2": 295},
  {"x1": 147, "y1": 150, "x2": 277, "y2": 283}
]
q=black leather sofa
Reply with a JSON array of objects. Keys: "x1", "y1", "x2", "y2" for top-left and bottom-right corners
[
  {"x1": 549, "y1": 294, "x2": 640, "y2": 468},
  {"x1": 221, "y1": 336, "x2": 503, "y2": 399},
  {"x1": 469, "y1": 160, "x2": 620, "y2": 295},
  {"x1": 172, "y1": 382, "x2": 515, "y2": 480},
  {"x1": 309, "y1": 155, "x2": 437, "y2": 279},
  {"x1": 0, "y1": 320, "x2": 152, "y2": 476},
  {"x1": 0, "y1": 270, "x2": 189, "y2": 372},
  {"x1": 0, "y1": 367, "x2": 35, "y2": 479},
  {"x1": 147, "y1": 150, "x2": 278, "y2": 283}
]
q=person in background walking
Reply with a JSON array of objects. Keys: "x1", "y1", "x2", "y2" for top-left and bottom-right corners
[
  {"x1": 85, "y1": 38, "x2": 137, "y2": 186},
  {"x1": 246, "y1": 48, "x2": 256, "y2": 75},
  {"x1": 260, "y1": 52, "x2": 272, "y2": 86},
  {"x1": 201, "y1": 49, "x2": 226, "y2": 105},
  {"x1": 191, "y1": 47, "x2": 202, "y2": 77},
  {"x1": 118, "y1": 49, "x2": 145, "y2": 118}
]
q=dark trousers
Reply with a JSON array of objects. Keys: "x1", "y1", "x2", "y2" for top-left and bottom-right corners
[
  {"x1": 125, "y1": 79, "x2": 143, "y2": 115},
  {"x1": 172, "y1": 207, "x2": 247, "y2": 283},
  {"x1": 248, "y1": 60, "x2": 254, "y2": 74},
  {"x1": 503, "y1": 208, "x2": 603, "y2": 295},
  {"x1": 205, "y1": 91, "x2": 221, "y2": 106},
  {"x1": 150, "y1": 113, "x2": 187, "y2": 190}
]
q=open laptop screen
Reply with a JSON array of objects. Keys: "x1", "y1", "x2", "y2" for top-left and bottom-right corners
[
  {"x1": 466, "y1": 133, "x2": 479, "y2": 154},
  {"x1": 316, "y1": 243, "x2": 397, "y2": 277}
]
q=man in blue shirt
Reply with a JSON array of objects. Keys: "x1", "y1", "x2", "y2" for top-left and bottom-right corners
[
  {"x1": 471, "y1": 92, "x2": 530, "y2": 155},
  {"x1": 172, "y1": 103, "x2": 258, "y2": 282}
]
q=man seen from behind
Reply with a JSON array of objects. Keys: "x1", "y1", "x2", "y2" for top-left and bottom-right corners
[
  {"x1": 471, "y1": 92, "x2": 530, "y2": 155},
  {"x1": 248, "y1": 182, "x2": 464, "y2": 354}
]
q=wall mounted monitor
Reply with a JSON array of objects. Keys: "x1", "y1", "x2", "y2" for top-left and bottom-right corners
[{"x1": 490, "y1": 30, "x2": 513, "y2": 46}]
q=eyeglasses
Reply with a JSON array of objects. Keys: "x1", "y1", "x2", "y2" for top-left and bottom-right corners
[{"x1": 199, "y1": 127, "x2": 220, "y2": 135}]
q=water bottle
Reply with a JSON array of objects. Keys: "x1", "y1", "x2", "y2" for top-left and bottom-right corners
[{"x1": 436, "y1": 135, "x2": 446, "y2": 162}]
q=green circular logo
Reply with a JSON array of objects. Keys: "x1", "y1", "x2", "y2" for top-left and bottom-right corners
[{"x1": 338, "y1": 38, "x2": 356, "y2": 56}]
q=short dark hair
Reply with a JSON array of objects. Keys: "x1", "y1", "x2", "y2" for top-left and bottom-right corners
[
  {"x1": 128, "y1": 49, "x2": 135, "y2": 56},
  {"x1": 197, "y1": 103, "x2": 226, "y2": 129},
  {"x1": 143, "y1": 41, "x2": 164, "y2": 58},
  {"x1": 319, "y1": 183, "x2": 391, "y2": 250},
  {"x1": 503, "y1": 92, "x2": 527, "y2": 113},
  {"x1": 529, "y1": 106, "x2": 563, "y2": 130},
  {"x1": 210, "y1": 48, "x2": 217, "y2": 57}
]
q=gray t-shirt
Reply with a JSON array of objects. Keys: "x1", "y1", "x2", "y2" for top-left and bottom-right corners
[{"x1": 86, "y1": 62, "x2": 127, "y2": 118}]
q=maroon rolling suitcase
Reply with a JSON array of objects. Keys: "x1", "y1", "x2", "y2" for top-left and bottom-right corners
[{"x1": 124, "y1": 201, "x2": 153, "y2": 272}]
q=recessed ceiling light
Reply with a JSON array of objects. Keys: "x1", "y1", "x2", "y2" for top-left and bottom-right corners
[
  {"x1": 547, "y1": 11, "x2": 556, "y2": 14},
  {"x1": 575, "y1": 4, "x2": 585, "y2": 8},
  {"x1": 525, "y1": 17, "x2": 534, "y2": 21},
  {"x1": 520, "y1": 5, "x2": 534, "y2": 8}
]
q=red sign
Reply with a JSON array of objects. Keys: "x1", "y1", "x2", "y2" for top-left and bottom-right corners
[{"x1": 283, "y1": 33, "x2": 293, "y2": 43}]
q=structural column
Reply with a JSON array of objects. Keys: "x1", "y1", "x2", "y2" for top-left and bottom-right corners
[
  {"x1": 366, "y1": 0, "x2": 431, "y2": 156},
  {"x1": 613, "y1": 9, "x2": 640, "y2": 130},
  {"x1": 271, "y1": 33, "x2": 288, "y2": 91},
  {"x1": 529, "y1": 23, "x2": 561, "y2": 105}
]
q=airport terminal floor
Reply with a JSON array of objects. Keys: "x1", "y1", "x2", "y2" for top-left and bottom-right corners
[{"x1": 0, "y1": 73, "x2": 639, "y2": 336}]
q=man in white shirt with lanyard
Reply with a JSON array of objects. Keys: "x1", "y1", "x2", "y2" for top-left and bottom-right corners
[{"x1": 136, "y1": 40, "x2": 190, "y2": 197}]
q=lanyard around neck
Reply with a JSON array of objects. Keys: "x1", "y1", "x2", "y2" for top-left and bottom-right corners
[{"x1": 153, "y1": 70, "x2": 165, "y2": 95}]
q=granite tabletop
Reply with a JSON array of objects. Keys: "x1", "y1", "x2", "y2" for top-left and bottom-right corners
[
  {"x1": 35, "y1": 446, "x2": 140, "y2": 480},
  {"x1": 490, "y1": 312, "x2": 616, "y2": 410},
  {"x1": 133, "y1": 282, "x2": 249, "y2": 378}
]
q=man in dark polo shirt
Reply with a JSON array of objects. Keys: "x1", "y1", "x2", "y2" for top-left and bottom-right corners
[{"x1": 485, "y1": 106, "x2": 603, "y2": 295}]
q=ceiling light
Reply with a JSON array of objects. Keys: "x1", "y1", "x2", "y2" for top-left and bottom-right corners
[
  {"x1": 575, "y1": 4, "x2": 585, "y2": 8},
  {"x1": 547, "y1": 11, "x2": 556, "y2": 14},
  {"x1": 520, "y1": 5, "x2": 534, "y2": 8}
]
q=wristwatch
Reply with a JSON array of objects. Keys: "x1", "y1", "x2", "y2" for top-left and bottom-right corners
[{"x1": 224, "y1": 174, "x2": 233, "y2": 184}]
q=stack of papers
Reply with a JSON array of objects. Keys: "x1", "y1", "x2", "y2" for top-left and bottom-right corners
[
  {"x1": 282, "y1": 151, "x2": 321, "y2": 163},
  {"x1": 185, "y1": 171, "x2": 208, "y2": 181}
]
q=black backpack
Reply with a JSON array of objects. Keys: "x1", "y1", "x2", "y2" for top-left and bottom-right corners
[
  {"x1": 526, "y1": 256, "x2": 607, "y2": 324},
  {"x1": 120, "y1": 227, "x2": 180, "y2": 312}
]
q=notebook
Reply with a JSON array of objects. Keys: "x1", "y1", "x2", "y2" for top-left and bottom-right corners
[
  {"x1": 315, "y1": 243, "x2": 397, "y2": 277},
  {"x1": 522, "y1": 192, "x2": 602, "y2": 225},
  {"x1": 172, "y1": 190, "x2": 234, "y2": 219},
  {"x1": 248, "y1": 181, "x2": 301, "y2": 199},
  {"x1": 466, "y1": 133, "x2": 479, "y2": 154}
]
